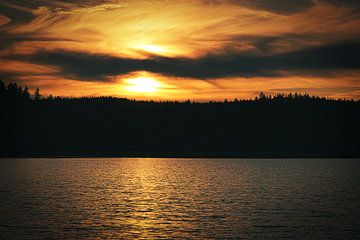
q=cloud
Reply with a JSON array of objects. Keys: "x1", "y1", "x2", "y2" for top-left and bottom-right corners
[
  {"x1": 225, "y1": 0, "x2": 360, "y2": 14},
  {"x1": 229, "y1": 0, "x2": 315, "y2": 14},
  {"x1": 0, "y1": 3, "x2": 33, "y2": 27},
  {"x1": 326, "y1": 0, "x2": 360, "y2": 8},
  {"x1": 16, "y1": 41, "x2": 359, "y2": 81},
  {"x1": 0, "y1": 0, "x2": 359, "y2": 99},
  {"x1": 2, "y1": 0, "x2": 359, "y2": 58}
]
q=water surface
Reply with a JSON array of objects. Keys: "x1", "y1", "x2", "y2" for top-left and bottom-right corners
[{"x1": 0, "y1": 158, "x2": 359, "y2": 239}]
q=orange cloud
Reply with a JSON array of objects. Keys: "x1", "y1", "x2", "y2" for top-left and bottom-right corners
[
  {"x1": 5, "y1": 1, "x2": 359, "y2": 58},
  {"x1": 10, "y1": 71, "x2": 359, "y2": 101},
  {"x1": 1, "y1": 0, "x2": 359, "y2": 100},
  {"x1": 0, "y1": 59, "x2": 58, "y2": 74}
]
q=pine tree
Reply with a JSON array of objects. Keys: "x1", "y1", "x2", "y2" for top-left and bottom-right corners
[
  {"x1": 0, "y1": 80, "x2": 6, "y2": 98},
  {"x1": 22, "y1": 86, "x2": 30, "y2": 100},
  {"x1": 258, "y1": 91, "x2": 266, "y2": 100},
  {"x1": 34, "y1": 87, "x2": 41, "y2": 100}
]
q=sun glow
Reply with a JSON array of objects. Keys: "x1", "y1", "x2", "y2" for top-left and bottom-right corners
[
  {"x1": 134, "y1": 44, "x2": 166, "y2": 55},
  {"x1": 125, "y1": 77, "x2": 162, "y2": 93}
]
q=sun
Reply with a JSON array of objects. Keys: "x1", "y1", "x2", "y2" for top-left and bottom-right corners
[
  {"x1": 125, "y1": 77, "x2": 162, "y2": 93},
  {"x1": 133, "y1": 44, "x2": 167, "y2": 55},
  {"x1": 139, "y1": 44, "x2": 163, "y2": 53}
]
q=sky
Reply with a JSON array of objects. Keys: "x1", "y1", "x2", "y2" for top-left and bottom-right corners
[{"x1": 0, "y1": 0, "x2": 359, "y2": 100}]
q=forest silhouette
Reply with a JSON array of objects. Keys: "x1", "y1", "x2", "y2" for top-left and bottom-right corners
[{"x1": 1, "y1": 80, "x2": 359, "y2": 157}]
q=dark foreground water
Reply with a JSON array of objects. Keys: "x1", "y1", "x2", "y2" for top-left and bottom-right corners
[{"x1": 0, "y1": 158, "x2": 359, "y2": 239}]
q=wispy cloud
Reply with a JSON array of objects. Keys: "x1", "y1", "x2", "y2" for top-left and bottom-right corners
[
  {"x1": 0, "y1": 0, "x2": 359, "y2": 99},
  {"x1": 11, "y1": 41, "x2": 356, "y2": 81}
]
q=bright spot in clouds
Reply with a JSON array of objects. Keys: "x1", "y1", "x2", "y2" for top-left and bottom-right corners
[
  {"x1": 0, "y1": 0, "x2": 359, "y2": 100},
  {"x1": 135, "y1": 44, "x2": 165, "y2": 55},
  {"x1": 125, "y1": 77, "x2": 162, "y2": 93}
]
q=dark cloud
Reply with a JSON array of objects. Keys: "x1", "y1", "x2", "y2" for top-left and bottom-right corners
[
  {"x1": 234, "y1": 0, "x2": 315, "y2": 14},
  {"x1": 0, "y1": 32, "x2": 78, "y2": 52},
  {"x1": 0, "y1": 0, "x2": 105, "y2": 28},
  {"x1": 326, "y1": 0, "x2": 360, "y2": 8},
  {"x1": 15, "y1": 41, "x2": 359, "y2": 81},
  {"x1": 206, "y1": 0, "x2": 360, "y2": 14},
  {"x1": 242, "y1": 0, "x2": 360, "y2": 14},
  {"x1": 0, "y1": 5, "x2": 33, "y2": 27}
]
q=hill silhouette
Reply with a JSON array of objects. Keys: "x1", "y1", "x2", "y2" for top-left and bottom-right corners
[{"x1": 1, "y1": 80, "x2": 359, "y2": 158}]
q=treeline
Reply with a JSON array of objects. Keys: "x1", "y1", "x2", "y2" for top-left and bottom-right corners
[
  {"x1": 1, "y1": 80, "x2": 357, "y2": 104},
  {"x1": 1, "y1": 81, "x2": 359, "y2": 158},
  {"x1": 0, "y1": 81, "x2": 41, "y2": 102}
]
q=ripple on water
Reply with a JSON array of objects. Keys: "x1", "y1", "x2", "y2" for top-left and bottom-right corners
[{"x1": 0, "y1": 158, "x2": 360, "y2": 239}]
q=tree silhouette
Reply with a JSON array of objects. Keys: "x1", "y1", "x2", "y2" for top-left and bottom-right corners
[
  {"x1": 34, "y1": 87, "x2": 41, "y2": 101},
  {"x1": 22, "y1": 86, "x2": 30, "y2": 100},
  {"x1": 0, "y1": 80, "x2": 6, "y2": 98},
  {"x1": 258, "y1": 91, "x2": 266, "y2": 100},
  {"x1": 1, "y1": 81, "x2": 359, "y2": 158}
]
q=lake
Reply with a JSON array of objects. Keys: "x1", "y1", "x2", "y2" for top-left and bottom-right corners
[{"x1": 0, "y1": 158, "x2": 359, "y2": 239}]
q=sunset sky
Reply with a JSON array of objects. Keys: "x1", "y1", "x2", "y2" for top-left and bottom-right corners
[{"x1": 0, "y1": 0, "x2": 359, "y2": 100}]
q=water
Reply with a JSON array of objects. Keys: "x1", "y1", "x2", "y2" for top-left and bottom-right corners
[{"x1": 0, "y1": 158, "x2": 359, "y2": 239}]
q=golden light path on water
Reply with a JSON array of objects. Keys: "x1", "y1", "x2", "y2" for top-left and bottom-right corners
[{"x1": 1, "y1": 158, "x2": 360, "y2": 239}]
